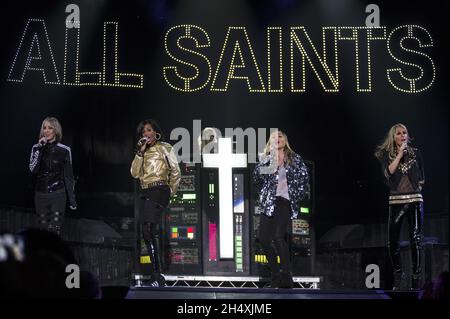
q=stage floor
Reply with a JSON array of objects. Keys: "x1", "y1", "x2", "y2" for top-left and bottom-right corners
[{"x1": 125, "y1": 286, "x2": 399, "y2": 299}]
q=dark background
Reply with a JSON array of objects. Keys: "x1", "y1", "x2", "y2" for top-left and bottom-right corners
[{"x1": 0, "y1": 0, "x2": 448, "y2": 241}]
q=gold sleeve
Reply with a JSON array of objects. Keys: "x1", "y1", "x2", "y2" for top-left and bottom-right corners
[
  {"x1": 165, "y1": 145, "x2": 181, "y2": 195},
  {"x1": 130, "y1": 154, "x2": 144, "y2": 179}
]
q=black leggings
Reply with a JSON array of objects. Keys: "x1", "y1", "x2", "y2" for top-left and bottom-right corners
[
  {"x1": 259, "y1": 197, "x2": 291, "y2": 274},
  {"x1": 35, "y1": 189, "x2": 66, "y2": 235},
  {"x1": 388, "y1": 202, "x2": 424, "y2": 275}
]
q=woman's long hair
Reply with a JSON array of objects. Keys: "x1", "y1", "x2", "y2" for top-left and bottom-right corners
[
  {"x1": 263, "y1": 130, "x2": 295, "y2": 164},
  {"x1": 374, "y1": 123, "x2": 411, "y2": 162}
]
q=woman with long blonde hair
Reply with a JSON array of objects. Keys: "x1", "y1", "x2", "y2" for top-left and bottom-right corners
[
  {"x1": 253, "y1": 130, "x2": 309, "y2": 288},
  {"x1": 375, "y1": 123, "x2": 425, "y2": 290}
]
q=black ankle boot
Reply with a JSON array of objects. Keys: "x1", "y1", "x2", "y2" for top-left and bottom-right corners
[
  {"x1": 392, "y1": 271, "x2": 405, "y2": 290},
  {"x1": 279, "y1": 271, "x2": 294, "y2": 289}
]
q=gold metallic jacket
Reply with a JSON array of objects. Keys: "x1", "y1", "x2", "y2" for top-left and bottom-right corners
[{"x1": 130, "y1": 141, "x2": 181, "y2": 195}]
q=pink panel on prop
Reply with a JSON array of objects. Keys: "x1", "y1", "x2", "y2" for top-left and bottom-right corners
[{"x1": 209, "y1": 222, "x2": 217, "y2": 261}]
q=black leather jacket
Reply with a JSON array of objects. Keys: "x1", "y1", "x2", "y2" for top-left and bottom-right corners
[{"x1": 29, "y1": 141, "x2": 76, "y2": 207}]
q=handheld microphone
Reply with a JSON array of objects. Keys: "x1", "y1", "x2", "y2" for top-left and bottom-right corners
[
  {"x1": 137, "y1": 137, "x2": 149, "y2": 147},
  {"x1": 402, "y1": 143, "x2": 409, "y2": 162},
  {"x1": 402, "y1": 142, "x2": 408, "y2": 154},
  {"x1": 38, "y1": 137, "x2": 47, "y2": 147}
]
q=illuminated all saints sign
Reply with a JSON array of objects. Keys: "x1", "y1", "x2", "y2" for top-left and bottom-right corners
[{"x1": 7, "y1": 19, "x2": 435, "y2": 93}]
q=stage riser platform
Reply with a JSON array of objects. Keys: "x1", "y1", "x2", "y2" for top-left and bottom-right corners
[{"x1": 126, "y1": 287, "x2": 392, "y2": 299}]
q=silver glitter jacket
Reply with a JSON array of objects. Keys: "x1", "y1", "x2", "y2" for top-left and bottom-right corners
[{"x1": 253, "y1": 152, "x2": 309, "y2": 219}]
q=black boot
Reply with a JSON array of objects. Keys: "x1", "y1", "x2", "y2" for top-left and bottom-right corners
[
  {"x1": 264, "y1": 272, "x2": 281, "y2": 288},
  {"x1": 279, "y1": 271, "x2": 294, "y2": 289},
  {"x1": 147, "y1": 235, "x2": 165, "y2": 287},
  {"x1": 142, "y1": 222, "x2": 166, "y2": 287},
  {"x1": 149, "y1": 273, "x2": 166, "y2": 287},
  {"x1": 411, "y1": 274, "x2": 421, "y2": 291},
  {"x1": 392, "y1": 271, "x2": 405, "y2": 290}
]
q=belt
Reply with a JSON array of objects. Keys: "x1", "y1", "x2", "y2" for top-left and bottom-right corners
[
  {"x1": 141, "y1": 180, "x2": 169, "y2": 189},
  {"x1": 389, "y1": 193, "x2": 423, "y2": 205}
]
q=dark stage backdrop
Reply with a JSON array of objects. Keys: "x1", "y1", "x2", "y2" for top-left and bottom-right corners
[{"x1": 0, "y1": 0, "x2": 448, "y2": 240}]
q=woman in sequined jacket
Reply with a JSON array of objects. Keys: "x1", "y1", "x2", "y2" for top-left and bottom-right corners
[
  {"x1": 130, "y1": 119, "x2": 181, "y2": 287},
  {"x1": 253, "y1": 130, "x2": 309, "y2": 288},
  {"x1": 375, "y1": 123, "x2": 425, "y2": 290}
]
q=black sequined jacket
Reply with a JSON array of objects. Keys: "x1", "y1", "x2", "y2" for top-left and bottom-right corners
[{"x1": 253, "y1": 152, "x2": 309, "y2": 219}]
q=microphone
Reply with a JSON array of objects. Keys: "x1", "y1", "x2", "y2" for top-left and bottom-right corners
[
  {"x1": 137, "y1": 137, "x2": 149, "y2": 148},
  {"x1": 402, "y1": 143, "x2": 408, "y2": 161},
  {"x1": 402, "y1": 142, "x2": 408, "y2": 154},
  {"x1": 38, "y1": 137, "x2": 47, "y2": 147}
]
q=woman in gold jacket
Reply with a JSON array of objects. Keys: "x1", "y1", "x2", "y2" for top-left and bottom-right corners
[{"x1": 130, "y1": 119, "x2": 181, "y2": 287}]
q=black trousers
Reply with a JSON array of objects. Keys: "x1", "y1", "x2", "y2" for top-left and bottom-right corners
[
  {"x1": 259, "y1": 197, "x2": 292, "y2": 274},
  {"x1": 35, "y1": 189, "x2": 66, "y2": 235},
  {"x1": 388, "y1": 202, "x2": 424, "y2": 276},
  {"x1": 140, "y1": 185, "x2": 170, "y2": 275}
]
